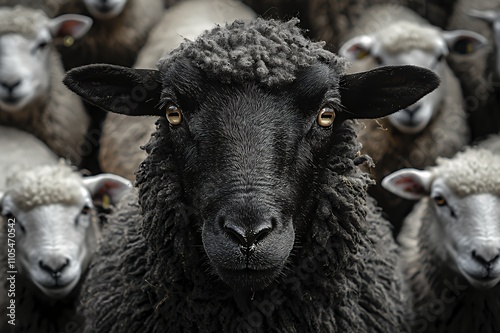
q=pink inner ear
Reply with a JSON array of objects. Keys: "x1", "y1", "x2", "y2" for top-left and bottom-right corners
[
  {"x1": 97, "y1": 181, "x2": 121, "y2": 195},
  {"x1": 395, "y1": 177, "x2": 425, "y2": 194},
  {"x1": 57, "y1": 21, "x2": 81, "y2": 38}
]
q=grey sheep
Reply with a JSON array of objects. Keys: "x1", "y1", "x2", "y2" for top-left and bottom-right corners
[
  {"x1": 99, "y1": 0, "x2": 256, "y2": 181},
  {"x1": 339, "y1": 5, "x2": 485, "y2": 234},
  {"x1": 0, "y1": 6, "x2": 92, "y2": 165},
  {"x1": 64, "y1": 17, "x2": 439, "y2": 332},
  {"x1": 383, "y1": 140, "x2": 500, "y2": 332}
]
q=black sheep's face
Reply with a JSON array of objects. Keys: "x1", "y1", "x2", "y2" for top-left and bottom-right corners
[
  {"x1": 162, "y1": 60, "x2": 344, "y2": 290},
  {"x1": 63, "y1": 58, "x2": 440, "y2": 291}
]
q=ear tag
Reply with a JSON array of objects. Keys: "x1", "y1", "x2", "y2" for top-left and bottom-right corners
[
  {"x1": 64, "y1": 36, "x2": 74, "y2": 47},
  {"x1": 102, "y1": 194, "x2": 110, "y2": 210}
]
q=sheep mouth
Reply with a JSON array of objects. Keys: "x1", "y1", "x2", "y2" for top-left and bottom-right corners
[
  {"x1": 95, "y1": 4, "x2": 116, "y2": 13},
  {"x1": 460, "y1": 269, "x2": 500, "y2": 290},
  {"x1": 1, "y1": 95, "x2": 22, "y2": 105},
  {"x1": 33, "y1": 276, "x2": 80, "y2": 299}
]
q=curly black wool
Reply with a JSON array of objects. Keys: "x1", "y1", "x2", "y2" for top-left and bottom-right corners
[
  {"x1": 158, "y1": 18, "x2": 346, "y2": 86},
  {"x1": 80, "y1": 122, "x2": 408, "y2": 333}
]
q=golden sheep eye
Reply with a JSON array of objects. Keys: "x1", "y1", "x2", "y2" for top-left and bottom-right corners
[
  {"x1": 318, "y1": 107, "x2": 336, "y2": 127},
  {"x1": 433, "y1": 195, "x2": 447, "y2": 206},
  {"x1": 165, "y1": 104, "x2": 183, "y2": 125}
]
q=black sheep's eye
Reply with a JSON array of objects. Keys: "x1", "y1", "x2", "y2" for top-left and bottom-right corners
[
  {"x1": 317, "y1": 107, "x2": 336, "y2": 127},
  {"x1": 81, "y1": 206, "x2": 91, "y2": 215},
  {"x1": 433, "y1": 195, "x2": 447, "y2": 206},
  {"x1": 165, "y1": 103, "x2": 183, "y2": 125},
  {"x1": 4, "y1": 212, "x2": 15, "y2": 220}
]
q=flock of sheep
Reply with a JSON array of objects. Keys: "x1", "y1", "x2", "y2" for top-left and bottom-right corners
[{"x1": 0, "y1": 0, "x2": 499, "y2": 332}]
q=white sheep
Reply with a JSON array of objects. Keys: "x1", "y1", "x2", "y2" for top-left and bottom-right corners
[
  {"x1": 382, "y1": 142, "x2": 500, "y2": 333},
  {"x1": 0, "y1": 161, "x2": 131, "y2": 332},
  {"x1": 339, "y1": 5, "x2": 486, "y2": 233},
  {"x1": 54, "y1": 0, "x2": 164, "y2": 69},
  {"x1": 0, "y1": 126, "x2": 57, "y2": 189},
  {"x1": 99, "y1": 0, "x2": 256, "y2": 181},
  {"x1": 0, "y1": 6, "x2": 92, "y2": 166}
]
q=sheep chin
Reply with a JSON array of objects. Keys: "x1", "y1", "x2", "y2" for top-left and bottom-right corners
[
  {"x1": 215, "y1": 266, "x2": 284, "y2": 292},
  {"x1": 457, "y1": 265, "x2": 500, "y2": 290},
  {"x1": 32, "y1": 274, "x2": 81, "y2": 300}
]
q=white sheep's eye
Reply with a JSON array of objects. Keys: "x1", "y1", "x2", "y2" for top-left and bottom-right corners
[
  {"x1": 81, "y1": 206, "x2": 91, "y2": 215},
  {"x1": 36, "y1": 40, "x2": 48, "y2": 51},
  {"x1": 165, "y1": 104, "x2": 182, "y2": 125},
  {"x1": 433, "y1": 195, "x2": 447, "y2": 207},
  {"x1": 318, "y1": 107, "x2": 336, "y2": 127}
]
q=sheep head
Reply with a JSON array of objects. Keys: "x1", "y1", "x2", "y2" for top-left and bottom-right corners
[
  {"x1": 0, "y1": 165, "x2": 131, "y2": 299},
  {"x1": 340, "y1": 21, "x2": 486, "y2": 134},
  {"x1": 0, "y1": 7, "x2": 92, "y2": 113},
  {"x1": 383, "y1": 149, "x2": 500, "y2": 290},
  {"x1": 64, "y1": 18, "x2": 439, "y2": 291}
]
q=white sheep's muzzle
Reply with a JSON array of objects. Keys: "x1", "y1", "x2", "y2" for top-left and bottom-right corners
[
  {"x1": 388, "y1": 82, "x2": 441, "y2": 135},
  {"x1": 84, "y1": 0, "x2": 128, "y2": 20}
]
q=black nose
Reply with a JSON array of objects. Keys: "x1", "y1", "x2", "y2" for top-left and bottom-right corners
[
  {"x1": 472, "y1": 249, "x2": 500, "y2": 269},
  {"x1": 404, "y1": 104, "x2": 421, "y2": 115},
  {"x1": 39, "y1": 258, "x2": 70, "y2": 278},
  {"x1": 221, "y1": 217, "x2": 275, "y2": 254},
  {"x1": 0, "y1": 79, "x2": 21, "y2": 93}
]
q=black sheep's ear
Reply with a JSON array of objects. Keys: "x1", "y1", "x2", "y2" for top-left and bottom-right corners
[
  {"x1": 338, "y1": 65, "x2": 440, "y2": 120},
  {"x1": 63, "y1": 64, "x2": 163, "y2": 116}
]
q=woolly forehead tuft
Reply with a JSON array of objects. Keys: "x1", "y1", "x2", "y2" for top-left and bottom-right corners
[
  {"x1": 5, "y1": 163, "x2": 86, "y2": 212},
  {"x1": 157, "y1": 18, "x2": 347, "y2": 87},
  {"x1": 432, "y1": 149, "x2": 500, "y2": 197},
  {"x1": 0, "y1": 6, "x2": 49, "y2": 39}
]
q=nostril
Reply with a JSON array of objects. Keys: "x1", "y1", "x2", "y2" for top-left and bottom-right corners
[
  {"x1": 223, "y1": 221, "x2": 274, "y2": 247},
  {"x1": 39, "y1": 258, "x2": 70, "y2": 277},
  {"x1": 253, "y1": 225, "x2": 272, "y2": 243},
  {"x1": 472, "y1": 250, "x2": 500, "y2": 268},
  {"x1": 223, "y1": 223, "x2": 247, "y2": 245},
  {"x1": 0, "y1": 80, "x2": 21, "y2": 91},
  {"x1": 405, "y1": 105, "x2": 421, "y2": 115}
]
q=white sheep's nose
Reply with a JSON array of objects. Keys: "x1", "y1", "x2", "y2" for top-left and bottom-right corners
[
  {"x1": 39, "y1": 257, "x2": 70, "y2": 279},
  {"x1": 0, "y1": 79, "x2": 21, "y2": 94},
  {"x1": 472, "y1": 249, "x2": 500, "y2": 269}
]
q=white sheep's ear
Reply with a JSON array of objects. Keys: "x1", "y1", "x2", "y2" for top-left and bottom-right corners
[
  {"x1": 381, "y1": 168, "x2": 433, "y2": 200},
  {"x1": 63, "y1": 64, "x2": 162, "y2": 116},
  {"x1": 339, "y1": 35, "x2": 374, "y2": 61},
  {"x1": 83, "y1": 174, "x2": 132, "y2": 209},
  {"x1": 339, "y1": 65, "x2": 440, "y2": 120},
  {"x1": 443, "y1": 30, "x2": 488, "y2": 55},
  {"x1": 48, "y1": 14, "x2": 93, "y2": 41},
  {"x1": 467, "y1": 9, "x2": 499, "y2": 23}
]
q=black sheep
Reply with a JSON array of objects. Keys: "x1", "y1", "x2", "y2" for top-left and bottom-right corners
[{"x1": 64, "y1": 18, "x2": 439, "y2": 332}]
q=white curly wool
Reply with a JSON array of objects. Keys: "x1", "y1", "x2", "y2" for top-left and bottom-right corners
[
  {"x1": 5, "y1": 163, "x2": 84, "y2": 211},
  {"x1": 432, "y1": 148, "x2": 500, "y2": 196}
]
